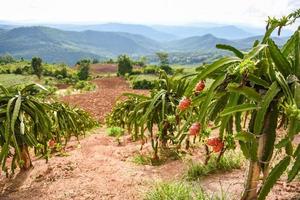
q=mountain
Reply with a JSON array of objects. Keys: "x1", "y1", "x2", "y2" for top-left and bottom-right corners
[
  {"x1": 235, "y1": 35, "x2": 289, "y2": 47},
  {"x1": 48, "y1": 23, "x2": 177, "y2": 41},
  {"x1": 153, "y1": 25, "x2": 253, "y2": 39},
  {"x1": 0, "y1": 26, "x2": 290, "y2": 65},
  {"x1": 164, "y1": 34, "x2": 240, "y2": 52},
  {"x1": 0, "y1": 26, "x2": 162, "y2": 64}
]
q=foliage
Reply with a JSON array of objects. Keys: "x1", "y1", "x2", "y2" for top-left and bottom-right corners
[
  {"x1": 107, "y1": 70, "x2": 189, "y2": 159},
  {"x1": 143, "y1": 65, "x2": 160, "y2": 74},
  {"x1": 0, "y1": 83, "x2": 97, "y2": 174},
  {"x1": 131, "y1": 154, "x2": 153, "y2": 165},
  {"x1": 183, "y1": 9, "x2": 300, "y2": 199},
  {"x1": 74, "y1": 81, "x2": 96, "y2": 91},
  {"x1": 145, "y1": 182, "x2": 228, "y2": 200},
  {"x1": 77, "y1": 59, "x2": 90, "y2": 80},
  {"x1": 186, "y1": 151, "x2": 243, "y2": 180},
  {"x1": 156, "y1": 52, "x2": 173, "y2": 74},
  {"x1": 31, "y1": 57, "x2": 43, "y2": 79},
  {"x1": 117, "y1": 55, "x2": 133, "y2": 76},
  {"x1": 132, "y1": 79, "x2": 156, "y2": 89},
  {"x1": 0, "y1": 54, "x2": 15, "y2": 65}
]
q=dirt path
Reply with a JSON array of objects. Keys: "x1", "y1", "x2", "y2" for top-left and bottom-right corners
[
  {"x1": 0, "y1": 129, "x2": 186, "y2": 200},
  {"x1": 61, "y1": 77, "x2": 147, "y2": 122}
]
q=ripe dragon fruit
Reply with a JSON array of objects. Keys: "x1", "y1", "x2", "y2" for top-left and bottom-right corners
[
  {"x1": 178, "y1": 97, "x2": 191, "y2": 111},
  {"x1": 189, "y1": 122, "x2": 201, "y2": 136}
]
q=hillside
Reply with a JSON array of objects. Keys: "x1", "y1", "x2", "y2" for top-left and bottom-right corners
[
  {"x1": 0, "y1": 26, "x2": 289, "y2": 64},
  {"x1": 48, "y1": 23, "x2": 178, "y2": 41},
  {"x1": 0, "y1": 26, "x2": 162, "y2": 64},
  {"x1": 164, "y1": 34, "x2": 241, "y2": 52},
  {"x1": 153, "y1": 25, "x2": 254, "y2": 39}
]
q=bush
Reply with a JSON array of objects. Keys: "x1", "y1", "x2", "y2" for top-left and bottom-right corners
[
  {"x1": 74, "y1": 81, "x2": 96, "y2": 91},
  {"x1": 31, "y1": 57, "x2": 43, "y2": 79},
  {"x1": 14, "y1": 67, "x2": 23, "y2": 75},
  {"x1": 132, "y1": 79, "x2": 156, "y2": 89},
  {"x1": 77, "y1": 59, "x2": 90, "y2": 80},
  {"x1": 129, "y1": 69, "x2": 143, "y2": 75},
  {"x1": 117, "y1": 55, "x2": 133, "y2": 76},
  {"x1": 143, "y1": 65, "x2": 159, "y2": 74},
  {"x1": 0, "y1": 54, "x2": 15, "y2": 64}
]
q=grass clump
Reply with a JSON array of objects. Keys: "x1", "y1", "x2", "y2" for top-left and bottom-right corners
[
  {"x1": 186, "y1": 151, "x2": 244, "y2": 181},
  {"x1": 106, "y1": 126, "x2": 124, "y2": 144},
  {"x1": 132, "y1": 154, "x2": 153, "y2": 165},
  {"x1": 144, "y1": 182, "x2": 229, "y2": 200}
]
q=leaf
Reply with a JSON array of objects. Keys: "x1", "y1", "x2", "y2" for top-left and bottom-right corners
[
  {"x1": 295, "y1": 29, "x2": 300, "y2": 77},
  {"x1": 275, "y1": 72, "x2": 294, "y2": 104},
  {"x1": 248, "y1": 74, "x2": 270, "y2": 88},
  {"x1": 275, "y1": 137, "x2": 289, "y2": 149},
  {"x1": 216, "y1": 44, "x2": 244, "y2": 58},
  {"x1": 295, "y1": 82, "x2": 300, "y2": 108},
  {"x1": 185, "y1": 57, "x2": 240, "y2": 95},
  {"x1": 258, "y1": 156, "x2": 291, "y2": 200},
  {"x1": 227, "y1": 83, "x2": 261, "y2": 102},
  {"x1": 244, "y1": 44, "x2": 267, "y2": 59},
  {"x1": 198, "y1": 75, "x2": 226, "y2": 125},
  {"x1": 220, "y1": 103, "x2": 257, "y2": 117},
  {"x1": 254, "y1": 82, "x2": 280, "y2": 134},
  {"x1": 288, "y1": 150, "x2": 300, "y2": 182},
  {"x1": 268, "y1": 39, "x2": 292, "y2": 77}
]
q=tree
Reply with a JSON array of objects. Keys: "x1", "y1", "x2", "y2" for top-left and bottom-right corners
[
  {"x1": 92, "y1": 58, "x2": 99, "y2": 64},
  {"x1": 0, "y1": 54, "x2": 15, "y2": 64},
  {"x1": 77, "y1": 59, "x2": 90, "y2": 80},
  {"x1": 137, "y1": 56, "x2": 147, "y2": 67},
  {"x1": 117, "y1": 55, "x2": 133, "y2": 76},
  {"x1": 31, "y1": 57, "x2": 43, "y2": 79},
  {"x1": 156, "y1": 52, "x2": 172, "y2": 74}
]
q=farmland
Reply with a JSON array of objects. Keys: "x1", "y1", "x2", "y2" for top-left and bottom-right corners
[
  {"x1": 1, "y1": 76, "x2": 300, "y2": 200},
  {"x1": 0, "y1": 8, "x2": 300, "y2": 200}
]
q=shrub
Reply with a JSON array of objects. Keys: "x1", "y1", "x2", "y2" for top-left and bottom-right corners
[
  {"x1": 77, "y1": 59, "x2": 90, "y2": 80},
  {"x1": 143, "y1": 65, "x2": 159, "y2": 74},
  {"x1": 0, "y1": 54, "x2": 15, "y2": 64},
  {"x1": 14, "y1": 68, "x2": 23, "y2": 75},
  {"x1": 31, "y1": 57, "x2": 43, "y2": 79},
  {"x1": 117, "y1": 55, "x2": 133, "y2": 76},
  {"x1": 132, "y1": 79, "x2": 156, "y2": 89},
  {"x1": 74, "y1": 81, "x2": 96, "y2": 91}
]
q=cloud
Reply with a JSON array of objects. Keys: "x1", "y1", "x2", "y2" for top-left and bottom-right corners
[{"x1": 0, "y1": 0, "x2": 298, "y2": 26}]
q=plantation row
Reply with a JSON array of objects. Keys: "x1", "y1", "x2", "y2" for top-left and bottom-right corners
[
  {"x1": 106, "y1": 10, "x2": 300, "y2": 200},
  {"x1": 0, "y1": 83, "x2": 98, "y2": 174}
]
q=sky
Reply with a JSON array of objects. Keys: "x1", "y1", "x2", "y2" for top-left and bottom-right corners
[{"x1": 0, "y1": 0, "x2": 299, "y2": 27}]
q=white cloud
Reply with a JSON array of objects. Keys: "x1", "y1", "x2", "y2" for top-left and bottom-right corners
[{"x1": 0, "y1": 0, "x2": 298, "y2": 26}]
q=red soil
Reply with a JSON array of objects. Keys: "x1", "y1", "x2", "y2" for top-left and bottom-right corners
[{"x1": 61, "y1": 77, "x2": 147, "y2": 122}]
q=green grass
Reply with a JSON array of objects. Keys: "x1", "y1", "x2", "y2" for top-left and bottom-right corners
[
  {"x1": 171, "y1": 64, "x2": 198, "y2": 74},
  {"x1": 186, "y1": 151, "x2": 244, "y2": 181},
  {"x1": 0, "y1": 74, "x2": 38, "y2": 87},
  {"x1": 132, "y1": 148, "x2": 185, "y2": 166},
  {"x1": 132, "y1": 154, "x2": 153, "y2": 165},
  {"x1": 144, "y1": 182, "x2": 229, "y2": 200}
]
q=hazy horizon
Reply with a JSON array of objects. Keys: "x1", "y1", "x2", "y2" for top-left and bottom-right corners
[{"x1": 0, "y1": 0, "x2": 299, "y2": 28}]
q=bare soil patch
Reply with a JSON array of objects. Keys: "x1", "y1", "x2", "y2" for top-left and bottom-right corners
[
  {"x1": 90, "y1": 64, "x2": 118, "y2": 74},
  {"x1": 61, "y1": 77, "x2": 147, "y2": 122}
]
